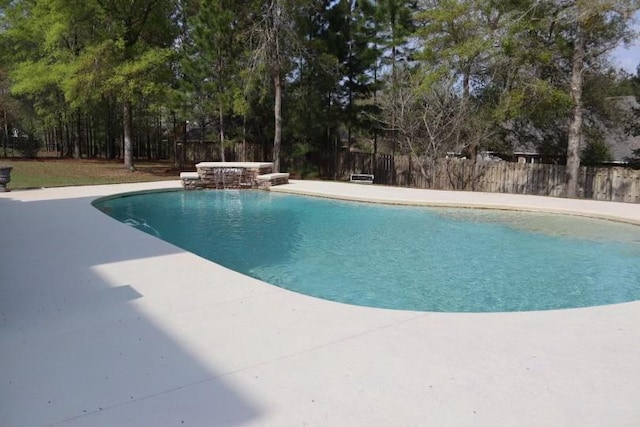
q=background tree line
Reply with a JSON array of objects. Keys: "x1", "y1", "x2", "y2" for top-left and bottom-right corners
[{"x1": 0, "y1": 0, "x2": 638, "y2": 194}]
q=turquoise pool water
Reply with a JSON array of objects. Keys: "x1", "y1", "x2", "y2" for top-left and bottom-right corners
[{"x1": 94, "y1": 190, "x2": 640, "y2": 312}]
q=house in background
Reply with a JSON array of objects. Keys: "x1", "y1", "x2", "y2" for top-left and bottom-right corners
[
  {"x1": 602, "y1": 96, "x2": 640, "y2": 165},
  {"x1": 603, "y1": 133, "x2": 640, "y2": 165},
  {"x1": 478, "y1": 96, "x2": 640, "y2": 166}
]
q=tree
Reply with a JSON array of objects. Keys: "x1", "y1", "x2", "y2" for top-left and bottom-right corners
[
  {"x1": 340, "y1": 0, "x2": 380, "y2": 149},
  {"x1": 416, "y1": 0, "x2": 637, "y2": 196},
  {"x1": 89, "y1": 0, "x2": 178, "y2": 170},
  {"x1": 377, "y1": 66, "x2": 468, "y2": 165},
  {"x1": 181, "y1": 0, "x2": 245, "y2": 162},
  {"x1": 284, "y1": 1, "x2": 339, "y2": 173},
  {"x1": 530, "y1": 0, "x2": 637, "y2": 197},
  {"x1": 581, "y1": 130, "x2": 612, "y2": 166},
  {"x1": 1, "y1": 26, "x2": 17, "y2": 158},
  {"x1": 246, "y1": 0, "x2": 304, "y2": 172},
  {"x1": 0, "y1": 0, "x2": 178, "y2": 166},
  {"x1": 371, "y1": 0, "x2": 417, "y2": 155},
  {"x1": 1, "y1": 0, "x2": 97, "y2": 158},
  {"x1": 416, "y1": 0, "x2": 507, "y2": 162}
]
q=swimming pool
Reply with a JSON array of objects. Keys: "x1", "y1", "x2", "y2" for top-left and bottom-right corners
[{"x1": 94, "y1": 190, "x2": 640, "y2": 312}]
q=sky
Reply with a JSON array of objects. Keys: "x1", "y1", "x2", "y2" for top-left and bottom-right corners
[
  {"x1": 611, "y1": 14, "x2": 640, "y2": 74},
  {"x1": 612, "y1": 41, "x2": 640, "y2": 74}
]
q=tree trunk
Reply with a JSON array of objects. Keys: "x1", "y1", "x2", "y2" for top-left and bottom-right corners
[
  {"x1": 155, "y1": 114, "x2": 162, "y2": 160},
  {"x1": 273, "y1": 72, "x2": 282, "y2": 172},
  {"x1": 105, "y1": 99, "x2": 115, "y2": 159},
  {"x1": 373, "y1": 65, "x2": 378, "y2": 157},
  {"x1": 219, "y1": 103, "x2": 226, "y2": 162},
  {"x1": 56, "y1": 117, "x2": 64, "y2": 157},
  {"x1": 566, "y1": 23, "x2": 584, "y2": 199},
  {"x1": 242, "y1": 114, "x2": 247, "y2": 162},
  {"x1": 123, "y1": 100, "x2": 135, "y2": 170},
  {"x1": 391, "y1": 44, "x2": 397, "y2": 157},
  {"x1": 64, "y1": 121, "x2": 72, "y2": 157},
  {"x1": 172, "y1": 111, "x2": 179, "y2": 168},
  {"x1": 86, "y1": 115, "x2": 92, "y2": 157},
  {"x1": 73, "y1": 111, "x2": 81, "y2": 159},
  {"x1": 3, "y1": 110, "x2": 8, "y2": 158},
  {"x1": 462, "y1": 70, "x2": 478, "y2": 164}
]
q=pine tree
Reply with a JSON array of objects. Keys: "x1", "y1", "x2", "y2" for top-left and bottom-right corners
[
  {"x1": 181, "y1": 0, "x2": 243, "y2": 162},
  {"x1": 370, "y1": 0, "x2": 417, "y2": 155},
  {"x1": 246, "y1": 0, "x2": 306, "y2": 172}
]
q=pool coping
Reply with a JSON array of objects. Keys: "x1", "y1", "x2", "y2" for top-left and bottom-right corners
[
  {"x1": 272, "y1": 180, "x2": 640, "y2": 225},
  {"x1": 1, "y1": 180, "x2": 639, "y2": 426}
]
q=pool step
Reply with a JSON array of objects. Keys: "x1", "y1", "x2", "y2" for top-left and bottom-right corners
[
  {"x1": 256, "y1": 172, "x2": 290, "y2": 189},
  {"x1": 180, "y1": 172, "x2": 202, "y2": 190}
]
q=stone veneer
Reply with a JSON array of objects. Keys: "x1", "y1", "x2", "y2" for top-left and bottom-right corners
[
  {"x1": 256, "y1": 173, "x2": 290, "y2": 189},
  {"x1": 180, "y1": 162, "x2": 289, "y2": 190}
]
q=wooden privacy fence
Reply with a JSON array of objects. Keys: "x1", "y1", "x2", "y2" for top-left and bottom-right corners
[{"x1": 345, "y1": 153, "x2": 640, "y2": 203}]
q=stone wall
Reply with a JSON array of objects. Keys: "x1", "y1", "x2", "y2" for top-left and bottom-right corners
[
  {"x1": 256, "y1": 173, "x2": 290, "y2": 189},
  {"x1": 181, "y1": 162, "x2": 278, "y2": 190}
]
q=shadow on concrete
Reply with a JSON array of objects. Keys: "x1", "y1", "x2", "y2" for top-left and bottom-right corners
[{"x1": 0, "y1": 195, "x2": 262, "y2": 426}]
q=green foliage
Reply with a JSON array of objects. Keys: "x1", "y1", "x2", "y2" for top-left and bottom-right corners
[
  {"x1": 284, "y1": 138, "x2": 322, "y2": 178},
  {"x1": 409, "y1": 0, "x2": 638, "y2": 166},
  {"x1": 106, "y1": 47, "x2": 176, "y2": 101},
  {"x1": 372, "y1": 0, "x2": 416, "y2": 53},
  {"x1": 0, "y1": 0, "x2": 180, "y2": 164},
  {"x1": 13, "y1": 135, "x2": 40, "y2": 158},
  {"x1": 0, "y1": 0, "x2": 638, "y2": 173},
  {"x1": 180, "y1": 0, "x2": 243, "y2": 144},
  {"x1": 581, "y1": 129, "x2": 612, "y2": 166}
]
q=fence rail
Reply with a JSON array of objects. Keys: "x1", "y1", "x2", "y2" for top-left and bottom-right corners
[
  {"x1": 176, "y1": 144, "x2": 640, "y2": 203},
  {"x1": 345, "y1": 153, "x2": 640, "y2": 203}
]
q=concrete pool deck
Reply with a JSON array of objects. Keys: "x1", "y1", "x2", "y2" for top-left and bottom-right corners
[{"x1": 1, "y1": 180, "x2": 639, "y2": 426}]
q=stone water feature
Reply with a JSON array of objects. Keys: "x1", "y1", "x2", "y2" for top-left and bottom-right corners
[{"x1": 180, "y1": 162, "x2": 289, "y2": 190}]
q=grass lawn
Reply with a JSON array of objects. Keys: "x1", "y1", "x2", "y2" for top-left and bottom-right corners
[{"x1": 0, "y1": 158, "x2": 179, "y2": 190}]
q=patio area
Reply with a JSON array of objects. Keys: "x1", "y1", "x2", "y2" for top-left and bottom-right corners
[{"x1": 1, "y1": 180, "x2": 639, "y2": 426}]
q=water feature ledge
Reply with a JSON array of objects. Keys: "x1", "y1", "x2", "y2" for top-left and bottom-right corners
[{"x1": 180, "y1": 162, "x2": 288, "y2": 190}]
